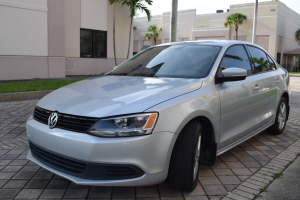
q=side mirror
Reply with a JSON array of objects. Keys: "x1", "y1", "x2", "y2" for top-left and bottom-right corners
[
  {"x1": 112, "y1": 66, "x2": 118, "y2": 71},
  {"x1": 216, "y1": 68, "x2": 247, "y2": 83}
]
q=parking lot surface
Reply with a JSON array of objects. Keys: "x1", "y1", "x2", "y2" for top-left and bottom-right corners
[{"x1": 0, "y1": 77, "x2": 299, "y2": 200}]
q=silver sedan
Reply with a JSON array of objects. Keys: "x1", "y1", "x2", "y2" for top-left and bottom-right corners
[{"x1": 26, "y1": 40, "x2": 290, "y2": 191}]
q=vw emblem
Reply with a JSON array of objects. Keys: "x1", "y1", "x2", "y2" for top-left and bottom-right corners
[{"x1": 48, "y1": 112, "x2": 58, "y2": 129}]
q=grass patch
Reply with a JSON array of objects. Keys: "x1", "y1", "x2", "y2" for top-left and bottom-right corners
[
  {"x1": 289, "y1": 72, "x2": 300, "y2": 74},
  {"x1": 285, "y1": 161, "x2": 294, "y2": 168},
  {"x1": 0, "y1": 79, "x2": 83, "y2": 94},
  {"x1": 272, "y1": 172, "x2": 283, "y2": 179},
  {"x1": 259, "y1": 188, "x2": 267, "y2": 192}
]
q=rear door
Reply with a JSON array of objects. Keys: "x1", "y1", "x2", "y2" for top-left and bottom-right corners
[
  {"x1": 246, "y1": 45, "x2": 279, "y2": 126},
  {"x1": 216, "y1": 45, "x2": 263, "y2": 150}
]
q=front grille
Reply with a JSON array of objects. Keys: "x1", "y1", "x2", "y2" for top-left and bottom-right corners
[
  {"x1": 33, "y1": 107, "x2": 51, "y2": 124},
  {"x1": 30, "y1": 141, "x2": 86, "y2": 175},
  {"x1": 30, "y1": 142, "x2": 145, "y2": 180},
  {"x1": 33, "y1": 107, "x2": 98, "y2": 133}
]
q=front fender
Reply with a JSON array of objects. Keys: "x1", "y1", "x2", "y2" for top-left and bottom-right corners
[{"x1": 146, "y1": 78, "x2": 220, "y2": 142}]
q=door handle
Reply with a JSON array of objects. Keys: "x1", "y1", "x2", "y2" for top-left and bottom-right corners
[{"x1": 254, "y1": 84, "x2": 260, "y2": 90}]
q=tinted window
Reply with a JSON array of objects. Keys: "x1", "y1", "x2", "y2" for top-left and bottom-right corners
[
  {"x1": 110, "y1": 45, "x2": 221, "y2": 78},
  {"x1": 267, "y1": 55, "x2": 277, "y2": 70},
  {"x1": 219, "y1": 45, "x2": 252, "y2": 75},
  {"x1": 247, "y1": 46, "x2": 271, "y2": 73}
]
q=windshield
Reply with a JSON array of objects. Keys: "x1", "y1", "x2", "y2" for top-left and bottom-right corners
[{"x1": 110, "y1": 45, "x2": 221, "y2": 78}]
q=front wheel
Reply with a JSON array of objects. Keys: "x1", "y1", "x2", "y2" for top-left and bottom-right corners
[
  {"x1": 267, "y1": 97, "x2": 288, "y2": 135},
  {"x1": 168, "y1": 120, "x2": 202, "y2": 191}
]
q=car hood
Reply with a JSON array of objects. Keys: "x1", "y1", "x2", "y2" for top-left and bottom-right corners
[{"x1": 37, "y1": 76, "x2": 203, "y2": 118}]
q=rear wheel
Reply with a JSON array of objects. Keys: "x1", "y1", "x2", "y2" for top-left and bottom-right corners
[
  {"x1": 168, "y1": 120, "x2": 202, "y2": 191},
  {"x1": 267, "y1": 97, "x2": 288, "y2": 135}
]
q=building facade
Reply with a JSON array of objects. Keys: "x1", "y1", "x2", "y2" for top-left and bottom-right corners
[
  {"x1": 134, "y1": 1, "x2": 300, "y2": 71},
  {"x1": 0, "y1": 0, "x2": 132, "y2": 80}
]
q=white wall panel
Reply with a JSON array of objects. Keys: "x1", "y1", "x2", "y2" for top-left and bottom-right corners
[
  {"x1": 0, "y1": 5, "x2": 48, "y2": 56},
  {"x1": 81, "y1": 0, "x2": 107, "y2": 31}
]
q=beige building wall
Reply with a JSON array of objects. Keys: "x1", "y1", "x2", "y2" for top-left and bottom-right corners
[
  {"x1": 47, "y1": 0, "x2": 66, "y2": 78},
  {"x1": 81, "y1": 0, "x2": 107, "y2": 31},
  {"x1": 0, "y1": 0, "x2": 49, "y2": 80},
  {"x1": 0, "y1": 0, "x2": 48, "y2": 56},
  {"x1": 0, "y1": 0, "x2": 132, "y2": 80},
  {"x1": 65, "y1": 0, "x2": 80, "y2": 58},
  {"x1": 229, "y1": 1, "x2": 278, "y2": 57}
]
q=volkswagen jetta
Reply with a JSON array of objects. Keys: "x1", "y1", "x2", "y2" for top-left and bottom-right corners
[{"x1": 27, "y1": 40, "x2": 290, "y2": 191}]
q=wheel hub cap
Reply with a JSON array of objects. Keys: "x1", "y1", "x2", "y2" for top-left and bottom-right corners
[
  {"x1": 193, "y1": 135, "x2": 201, "y2": 181},
  {"x1": 278, "y1": 102, "x2": 286, "y2": 130}
]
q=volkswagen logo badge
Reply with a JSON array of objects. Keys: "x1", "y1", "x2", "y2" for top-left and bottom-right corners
[{"x1": 48, "y1": 112, "x2": 58, "y2": 129}]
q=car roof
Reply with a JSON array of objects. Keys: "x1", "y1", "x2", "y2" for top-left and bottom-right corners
[{"x1": 157, "y1": 40, "x2": 260, "y2": 48}]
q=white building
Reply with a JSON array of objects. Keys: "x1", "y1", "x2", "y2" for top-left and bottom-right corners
[{"x1": 134, "y1": 1, "x2": 300, "y2": 71}]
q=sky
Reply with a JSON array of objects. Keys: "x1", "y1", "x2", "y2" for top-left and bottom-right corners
[{"x1": 137, "y1": 0, "x2": 300, "y2": 17}]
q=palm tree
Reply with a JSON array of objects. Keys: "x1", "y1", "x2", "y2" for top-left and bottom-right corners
[
  {"x1": 224, "y1": 13, "x2": 247, "y2": 41},
  {"x1": 295, "y1": 28, "x2": 300, "y2": 45},
  {"x1": 144, "y1": 25, "x2": 162, "y2": 45},
  {"x1": 109, "y1": 0, "x2": 119, "y2": 66},
  {"x1": 170, "y1": 0, "x2": 178, "y2": 42},
  {"x1": 121, "y1": 0, "x2": 152, "y2": 59}
]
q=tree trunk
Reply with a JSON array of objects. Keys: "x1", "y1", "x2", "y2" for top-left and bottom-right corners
[
  {"x1": 252, "y1": 0, "x2": 258, "y2": 44},
  {"x1": 113, "y1": 2, "x2": 117, "y2": 66},
  {"x1": 170, "y1": 0, "x2": 178, "y2": 42},
  {"x1": 127, "y1": 17, "x2": 133, "y2": 59},
  {"x1": 235, "y1": 25, "x2": 238, "y2": 40}
]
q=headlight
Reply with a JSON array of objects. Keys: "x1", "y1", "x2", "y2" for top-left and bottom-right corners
[{"x1": 88, "y1": 113, "x2": 158, "y2": 137}]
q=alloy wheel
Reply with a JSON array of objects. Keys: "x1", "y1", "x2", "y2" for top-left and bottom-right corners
[
  {"x1": 278, "y1": 102, "x2": 286, "y2": 130},
  {"x1": 193, "y1": 134, "x2": 201, "y2": 181}
]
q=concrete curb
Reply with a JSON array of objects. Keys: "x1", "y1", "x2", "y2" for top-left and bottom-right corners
[{"x1": 0, "y1": 90, "x2": 53, "y2": 102}]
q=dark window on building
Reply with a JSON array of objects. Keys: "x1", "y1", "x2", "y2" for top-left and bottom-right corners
[
  {"x1": 218, "y1": 45, "x2": 252, "y2": 76},
  {"x1": 246, "y1": 45, "x2": 271, "y2": 73},
  {"x1": 277, "y1": 52, "x2": 281, "y2": 64},
  {"x1": 80, "y1": 29, "x2": 107, "y2": 58}
]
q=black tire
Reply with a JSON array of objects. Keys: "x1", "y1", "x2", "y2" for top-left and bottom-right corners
[
  {"x1": 267, "y1": 97, "x2": 288, "y2": 135},
  {"x1": 168, "y1": 120, "x2": 202, "y2": 191}
]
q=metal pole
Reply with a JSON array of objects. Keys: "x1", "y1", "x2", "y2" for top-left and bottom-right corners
[
  {"x1": 170, "y1": 0, "x2": 178, "y2": 42},
  {"x1": 252, "y1": 0, "x2": 258, "y2": 44}
]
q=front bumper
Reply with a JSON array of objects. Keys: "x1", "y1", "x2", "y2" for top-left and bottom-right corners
[{"x1": 26, "y1": 116, "x2": 176, "y2": 186}]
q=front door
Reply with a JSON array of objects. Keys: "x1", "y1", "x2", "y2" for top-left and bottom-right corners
[{"x1": 216, "y1": 45, "x2": 263, "y2": 150}]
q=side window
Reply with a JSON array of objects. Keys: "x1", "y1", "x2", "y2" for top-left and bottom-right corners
[
  {"x1": 218, "y1": 45, "x2": 252, "y2": 76},
  {"x1": 267, "y1": 55, "x2": 277, "y2": 70},
  {"x1": 246, "y1": 46, "x2": 271, "y2": 73}
]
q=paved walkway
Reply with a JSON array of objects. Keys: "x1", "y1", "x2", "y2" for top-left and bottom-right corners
[{"x1": 0, "y1": 77, "x2": 299, "y2": 200}]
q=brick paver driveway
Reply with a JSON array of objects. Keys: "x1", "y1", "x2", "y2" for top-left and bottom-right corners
[{"x1": 0, "y1": 77, "x2": 299, "y2": 200}]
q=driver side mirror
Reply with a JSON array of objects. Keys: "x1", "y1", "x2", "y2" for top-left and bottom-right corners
[{"x1": 216, "y1": 68, "x2": 247, "y2": 83}]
